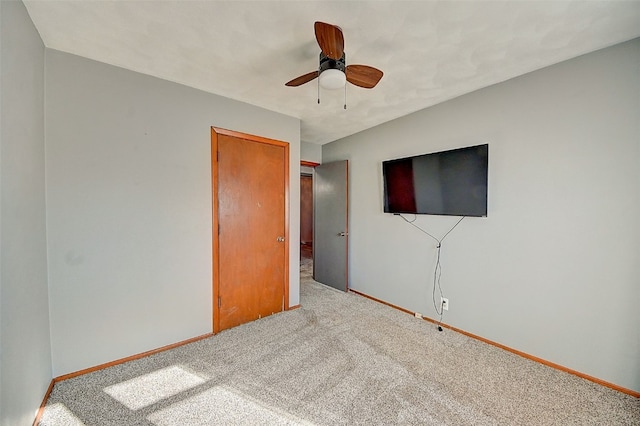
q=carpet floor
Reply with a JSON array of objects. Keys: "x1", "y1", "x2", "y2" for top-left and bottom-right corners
[{"x1": 39, "y1": 259, "x2": 639, "y2": 425}]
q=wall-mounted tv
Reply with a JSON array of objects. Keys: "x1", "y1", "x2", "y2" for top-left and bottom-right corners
[{"x1": 382, "y1": 144, "x2": 488, "y2": 217}]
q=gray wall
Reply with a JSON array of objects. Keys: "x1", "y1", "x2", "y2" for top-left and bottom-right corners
[
  {"x1": 45, "y1": 50, "x2": 301, "y2": 377},
  {"x1": 301, "y1": 141, "x2": 322, "y2": 164},
  {"x1": 0, "y1": 1, "x2": 52, "y2": 424},
  {"x1": 323, "y1": 39, "x2": 640, "y2": 392}
]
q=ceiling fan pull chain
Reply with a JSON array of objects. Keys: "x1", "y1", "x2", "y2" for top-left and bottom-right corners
[
  {"x1": 344, "y1": 84, "x2": 347, "y2": 109},
  {"x1": 317, "y1": 77, "x2": 320, "y2": 104}
]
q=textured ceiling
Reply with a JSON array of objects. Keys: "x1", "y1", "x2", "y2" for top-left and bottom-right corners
[{"x1": 23, "y1": 1, "x2": 640, "y2": 145}]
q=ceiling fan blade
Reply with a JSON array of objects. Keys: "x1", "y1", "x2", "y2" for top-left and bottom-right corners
[
  {"x1": 285, "y1": 71, "x2": 319, "y2": 87},
  {"x1": 345, "y1": 65, "x2": 384, "y2": 89},
  {"x1": 314, "y1": 21, "x2": 344, "y2": 60}
]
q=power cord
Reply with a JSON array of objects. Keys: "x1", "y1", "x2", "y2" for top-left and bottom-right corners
[{"x1": 395, "y1": 214, "x2": 466, "y2": 331}]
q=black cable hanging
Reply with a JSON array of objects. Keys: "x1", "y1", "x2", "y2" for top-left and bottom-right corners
[{"x1": 397, "y1": 214, "x2": 466, "y2": 331}]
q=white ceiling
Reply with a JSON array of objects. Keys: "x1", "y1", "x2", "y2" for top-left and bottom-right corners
[{"x1": 24, "y1": 1, "x2": 640, "y2": 145}]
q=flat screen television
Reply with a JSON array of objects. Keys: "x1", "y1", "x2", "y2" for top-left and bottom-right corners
[{"x1": 382, "y1": 144, "x2": 488, "y2": 217}]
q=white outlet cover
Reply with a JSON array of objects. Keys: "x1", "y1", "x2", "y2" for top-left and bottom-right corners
[{"x1": 441, "y1": 298, "x2": 449, "y2": 311}]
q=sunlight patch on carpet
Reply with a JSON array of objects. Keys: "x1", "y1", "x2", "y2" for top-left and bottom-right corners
[
  {"x1": 104, "y1": 365, "x2": 207, "y2": 410},
  {"x1": 146, "y1": 386, "x2": 312, "y2": 426},
  {"x1": 42, "y1": 403, "x2": 85, "y2": 425}
]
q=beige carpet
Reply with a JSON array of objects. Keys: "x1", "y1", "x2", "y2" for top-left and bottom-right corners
[{"x1": 39, "y1": 261, "x2": 639, "y2": 425}]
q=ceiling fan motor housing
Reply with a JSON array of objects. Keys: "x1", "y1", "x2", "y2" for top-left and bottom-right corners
[{"x1": 319, "y1": 52, "x2": 346, "y2": 73}]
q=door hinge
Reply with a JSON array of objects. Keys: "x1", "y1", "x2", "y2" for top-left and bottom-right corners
[
  {"x1": 218, "y1": 224, "x2": 220, "y2": 235},
  {"x1": 217, "y1": 151, "x2": 220, "y2": 161},
  {"x1": 218, "y1": 296, "x2": 221, "y2": 308}
]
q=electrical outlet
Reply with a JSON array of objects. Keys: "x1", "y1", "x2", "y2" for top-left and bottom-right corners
[
  {"x1": 414, "y1": 312, "x2": 422, "y2": 319},
  {"x1": 441, "y1": 297, "x2": 449, "y2": 311}
]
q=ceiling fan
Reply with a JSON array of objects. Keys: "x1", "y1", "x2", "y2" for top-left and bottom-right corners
[{"x1": 285, "y1": 22, "x2": 383, "y2": 106}]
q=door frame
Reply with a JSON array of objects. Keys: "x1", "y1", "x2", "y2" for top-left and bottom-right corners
[
  {"x1": 211, "y1": 127, "x2": 290, "y2": 333},
  {"x1": 300, "y1": 160, "x2": 319, "y2": 249}
]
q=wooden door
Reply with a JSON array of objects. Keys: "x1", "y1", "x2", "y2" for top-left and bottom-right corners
[
  {"x1": 211, "y1": 128, "x2": 289, "y2": 333},
  {"x1": 300, "y1": 174, "x2": 313, "y2": 245}
]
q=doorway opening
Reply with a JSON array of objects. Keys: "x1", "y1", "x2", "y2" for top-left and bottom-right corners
[
  {"x1": 300, "y1": 159, "x2": 349, "y2": 291},
  {"x1": 300, "y1": 161, "x2": 318, "y2": 282}
]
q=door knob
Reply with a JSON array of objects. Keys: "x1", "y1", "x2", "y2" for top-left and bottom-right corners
[
  {"x1": 338, "y1": 232, "x2": 348, "y2": 237},
  {"x1": 277, "y1": 236, "x2": 286, "y2": 242}
]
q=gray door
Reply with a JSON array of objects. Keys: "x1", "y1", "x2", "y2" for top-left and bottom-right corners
[{"x1": 314, "y1": 160, "x2": 348, "y2": 291}]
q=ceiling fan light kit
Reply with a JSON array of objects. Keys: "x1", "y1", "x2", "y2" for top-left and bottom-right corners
[{"x1": 319, "y1": 69, "x2": 346, "y2": 90}]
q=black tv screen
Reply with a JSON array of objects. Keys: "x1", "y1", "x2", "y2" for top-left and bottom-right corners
[{"x1": 383, "y1": 144, "x2": 488, "y2": 217}]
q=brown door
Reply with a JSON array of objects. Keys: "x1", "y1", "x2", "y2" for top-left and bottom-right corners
[
  {"x1": 211, "y1": 128, "x2": 289, "y2": 333},
  {"x1": 300, "y1": 174, "x2": 313, "y2": 245}
]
